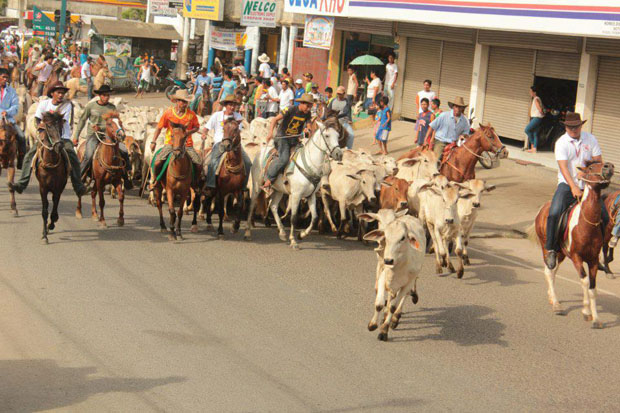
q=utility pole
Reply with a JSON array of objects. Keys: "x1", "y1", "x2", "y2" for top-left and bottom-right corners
[
  {"x1": 202, "y1": 20, "x2": 210, "y2": 68},
  {"x1": 17, "y1": 0, "x2": 24, "y2": 30},
  {"x1": 59, "y1": 0, "x2": 68, "y2": 38},
  {"x1": 181, "y1": 16, "x2": 190, "y2": 80}
]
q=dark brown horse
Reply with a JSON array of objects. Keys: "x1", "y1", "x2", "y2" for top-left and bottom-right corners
[
  {"x1": 439, "y1": 124, "x2": 508, "y2": 182},
  {"x1": 530, "y1": 161, "x2": 614, "y2": 328},
  {"x1": 76, "y1": 112, "x2": 126, "y2": 227},
  {"x1": 35, "y1": 112, "x2": 68, "y2": 244},
  {"x1": 204, "y1": 119, "x2": 246, "y2": 237},
  {"x1": 153, "y1": 123, "x2": 195, "y2": 241},
  {"x1": 0, "y1": 118, "x2": 18, "y2": 215}
]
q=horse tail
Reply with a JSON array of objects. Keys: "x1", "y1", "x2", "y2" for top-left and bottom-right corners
[{"x1": 526, "y1": 223, "x2": 540, "y2": 246}]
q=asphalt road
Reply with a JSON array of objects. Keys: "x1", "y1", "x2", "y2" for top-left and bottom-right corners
[{"x1": 2, "y1": 167, "x2": 620, "y2": 412}]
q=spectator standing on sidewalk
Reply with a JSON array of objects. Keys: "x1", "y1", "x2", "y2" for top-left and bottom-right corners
[
  {"x1": 384, "y1": 53, "x2": 398, "y2": 110},
  {"x1": 525, "y1": 86, "x2": 545, "y2": 153},
  {"x1": 414, "y1": 98, "x2": 432, "y2": 146},
  {"x1": 293, "y1": 79, "x2": 304, "y2": 107},
  {"x1": 430, "y1": 98, "x2": 442, "y2": 121},
  {"x1": 375, "y1": 95, "x2": 391, "y2": 155},
  {"x1": 417, "y1": 80, "x2": 436, "y2": 114},
  {"x1": 346, "y1": 65, "x2": 358, "y2": 106},
  {"x1": 364, "y1": 70, "x2": 382, "y2": 111},
  {"x1": 81, "y1": 55, "x2": 94, "y2": 100},
  {"x1": 303, "y1": 72, "x2": 313, "y2": 93}
]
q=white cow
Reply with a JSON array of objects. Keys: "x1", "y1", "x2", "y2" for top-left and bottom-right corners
[
  {"x1": 455, "y1": 179, "x2": 495, "y2": 265},
  {"x1": 395, "y1": 151, "x2": 438, "y2": 183},
  {"x1": 363, "y1": 212, "x2": 426, "y2": 341}
]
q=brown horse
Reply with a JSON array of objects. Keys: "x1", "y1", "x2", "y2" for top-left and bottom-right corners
[
  {"x1": 600, "y1": 190, "x2": 620, "y2": 277},
  {"x1": 439, "y1": 124, "x2": 508, "y2": 182},
  {"x1": 530, "y1": 161, "x2": 614, "y2": 328},
  {"x1": 29, "y1": 61, "x2": 65, "y2": 99},
  {"x1": 0, "y1": 119, "x2": 18, "y2": 215},
  {"x1": 204, "y1": 119, "x2": 246, "y2": 237},
  {"x1": 35, "y1": 112, "x2": 68, "y2": 244},
  {"x1": 153, "y1": 123, "x2": 195, "y2": 241},
  {"x1": 76, "y1": 112, "x2": 127, "y2": 227}
]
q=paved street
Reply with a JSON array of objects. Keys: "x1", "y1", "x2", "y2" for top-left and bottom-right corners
[{"x1": 1, "y1": 132, "x2": 620, "y2": 411}]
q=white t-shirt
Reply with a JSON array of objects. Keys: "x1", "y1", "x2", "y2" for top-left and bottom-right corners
[
  {"x1": 81, "y1": 62, "x2": 91, "y2": 79},
  {"x1": 259, "y1": 62, "x2": 272, "y2": 78},
  {"x1": 555, "y1": 131, "x2": 602, "y2": 189},
  {"x1": 37, "y1": 62, "x2": 53, "y2": 82},
  {"x1": 367, "y1": 78, "x2": 382, "y2": 98},
  {"x1": 140, "y1": 65, "x2": 151, "y2": 81},
  {"x1": 205, "y1": 111, "x2": 243, "y2": 144},
  {"x1": 267, "y1": 86, "x2": 279, "y2": 113},
  {"x1": 278, "y1": 88, "x2": 294, "y2": 109},
  {"x1": 385, "y1": 63, "x2": 398, "y2": 90},
  {"x1": 35, "y1": 99, "x2": 73, "y2": 140},
  {"x1": 417, "y1": 90, "x2": 436, "y2": 113}
]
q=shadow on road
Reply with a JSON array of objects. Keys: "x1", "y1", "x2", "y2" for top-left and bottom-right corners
[
  {"x1": 318, "y1": 397, "x2": 425, "y2": 412},
  {"x1": 0, "y1": 359, "x2": 185, "y2": 412},
  {"x1": 394, "y1": 305, "x2": 508, "y2": 347},
  {"x1": 464, "y1": 264, "x2": 532, "y2": 288}
]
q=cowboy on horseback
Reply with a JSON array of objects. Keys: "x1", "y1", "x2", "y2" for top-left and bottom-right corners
[
  {"x1": 149, "y1": 89, "x2": 201, "y2": 187},
  {"x1": 544, "y1": 112, "x2": 610, "y2": 270},
  {"x1": 203, "y1": 94, "x2": 251, "y2": 191},
  {"x1": 425, "y1": 96, "x2": 470, "y2": 162},
  {"x1": 0, "y1": 68, "x2": 25, "y2": 169},
  {"x1": 9, "y1": 81, "x2": 88, "y2": 196},
  {"x1": 261, "y1": 93, "x2": 314, "y2": 191},
  {"x1": 75, "y1": 84, "x2": 133, "y2": 190}
]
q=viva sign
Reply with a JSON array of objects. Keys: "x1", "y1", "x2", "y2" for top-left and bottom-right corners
[{"x1": 284, "y1": 0, "x2": 348, "y2": 16}]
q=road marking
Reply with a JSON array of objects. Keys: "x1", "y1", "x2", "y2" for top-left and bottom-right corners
[{"x1": 468, "y1": 246, "x2": 620, "y2": 298}]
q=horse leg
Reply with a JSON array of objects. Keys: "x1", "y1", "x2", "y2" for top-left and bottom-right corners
[
  {"x1": 288, "y1": 192, "x2": 303, "y2": 249},
  {"x1": 166, "y1": 188, "x2": 177, "y2": 241},
  {"x1": 545, "y1": 255, "x2": 563, "y2": 314},
  {"x1": 586, "y1": 261, "x2": 603, "y2": 329},
  {"x1": 269, "y1": 191, "x2": 287, "y2": 241},
  {"x1": 205, "y1": 193, "x2": 214, "y2": 232},
  {"x1": 176, "y1": 195, "x2": 185, "y2": 241},
  {"x1": 7, "y1": 166, "x2": 17, "y2": 216},
  {"x1": 116, "y1": 182, "x2": 124, "y2": 227},
  {"x1": 40, "y1": 189, "x2": 49, "y2": 244},
  {"x1": 49, "y1": 190, "x2": 61, "y2": 232},
  {"x1": 299, "y1": 192, "x2": 317, "y2": 240},
  {"x1": 232, "y1": 191, "x2": 242, "y2": 234},
  {"x1": 76, "y1": 194, "x2": 83, "y2": 219},
  {"x1": 244, "y1": 190, "x2": 258, "y2": 240},
  {"x1": 91, "y1": 184, "x2": 98, "y2": 221},
  {"x1": 155, "y1": 187, "x2": 166, "y2": 233},
  {"x1": 98, "y1": 185, "x2": 107, "y2": 228},
  {"x1": 191, "y1": 190, "x2": 201, "y2": 233},
  {"x1": 217, "y1": 192, "x2": 225, "y2": 237}
]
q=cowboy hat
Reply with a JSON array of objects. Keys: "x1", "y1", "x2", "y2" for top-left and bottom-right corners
[
  {"x1": 295, "y1": 93, "x2": 315, "y2": 105},
  {"x1": 561, "y1": 112, "x2": 587, "y2": 127},
  {"x1": 169, "y1": 88, "x2": 194, "y2": 102},
  {"x1": 221, "y1": 94, "x2": 238, "y2": 104},
  {"x1": 258, "y1": 53, "x2": 270, "y2": 63},
  {"x1": 448, "y1": 96, "x2": 468, "y2": 108},
  {"x1": 94, "y1": 84, "x2": 114, "y2": 95},
  {"x1": 47, "y1": 81, "x2": 69, "y2": 98},
  {"x1": 336, "y1": 86, "x2": 346, "y2": 94}
]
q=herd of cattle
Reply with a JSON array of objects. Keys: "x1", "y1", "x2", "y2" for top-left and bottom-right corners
[{"x1": 15, "y1": 96, "x2": 497, "y2": 341}]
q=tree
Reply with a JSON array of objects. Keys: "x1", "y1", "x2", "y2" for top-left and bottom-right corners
[{"x1": 121, "y1": 8, "x2": 146, "y2": 21}]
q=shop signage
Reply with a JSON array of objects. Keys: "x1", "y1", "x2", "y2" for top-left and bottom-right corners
[
  {"x1": 151, "y1": 0, "x2": 178, "y2": 16},
  {"x1": 210, "y1": 27, "x2": 251, "y2": 51},
  {"x1": 303, "y1": 15, "x2": 334, "y2": 50},
  {"x1": 182, "y1": 0, "x2": 224, "y2": 21},
  {"x1": 104, "y1": 37, "x2": 132, "y2": 57},
  {"x1": 32, "y1": 6, "x2": 56, "y2": 38},
  {"x1": 285, "y1": 0, "x2": 348, "y2": 17},
  {"x1": 241, "y1": 0, "x2": 277, "y2": 27}
]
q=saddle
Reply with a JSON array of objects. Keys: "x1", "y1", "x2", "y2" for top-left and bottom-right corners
[
  {"x1": 557, "y1": 201, "x2": 578, "y2": 245},
  {"x1": 151, "y1": 148, "x2": 195, "y2": 184},
  {"x1": 440, "y1": 142, "x2": 458, "y2": 167},
  {"x1": 262, "y1": 146, "x2": 302, "y2": 178},
  {"x1": 33, "y1": 143, "x2": 71, "y2": 175}
]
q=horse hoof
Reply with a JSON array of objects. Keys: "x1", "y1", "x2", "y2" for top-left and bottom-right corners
[
  {"x1": 411, "y1": 291, "x2": 419, "y2": 305},
  {"x1": 592, "y1": 321, "x2": 604, "y2": 329},
  {"x1": 368, "y1": 322, "x2": 378, "y2": 331},
  {"x1": 117, "y1": 218, "x2": 124, "y2": 227},
  {"x1": 75, "y1": 211, "x2": 82, "y2": 219},
  {"x1": 160, "y1": 228, "x2": 167, "y2": 234},
  {"x1": 198, "y1": 213, "x2": 205, "y2": 221},
  {"x1": 583, "y1": 313, "x2": 593, "y2": 322},
  {"x1": 99, "y1": 221, "x2": 107, "y2": 228},
  {"x1": 295, "y1": 232, "x2": 303, "y2": 240},
  {"x1": 390, "y1": 318, "x2": 400, "y2": 330},
  {"x1": 168, "y1": 234, "x2": 176, "y2": 241},
  {"x1": 279, "y1": 233, "x2": 287, "y2": 241},
  {"x1": 435, "y1": 264, "x2": 443, "y2": 274},
  {"x1": 457, "y1": 268, "x2": 464, "y2": 279},
  {"x1": 290, "y1": 243, "x2": 299, "y2": 250},
  {"x1": 553, "y1": 304, "x2": 564, "y2": 315},
  {"x1": 463, "y1": 256, "x2": 471, "y2": 266},
  {"x1": 218, "y1": 234, "x2": 224, "y2": 240},
  {"x1": 47, "y1": 223, "x2": 55, "y2": 231},
  {"x1": 91, "y1": 214, "x2": 98, "y2": 222},
  {"x1": 377, "y1": 332, "x2": 388, "y2": 342},
  {"x1": 191, "y1": 225, "x2": 198, "y2": 233},
  {"x1": 206, "y1": 224, "x2": 214, "y2": 232},
  {"x1": 41, "y1": 237, "x2": 48, "y2": 245}
]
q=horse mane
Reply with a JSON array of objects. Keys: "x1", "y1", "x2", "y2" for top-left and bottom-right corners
[{"x1": 103, "y1": 111, "x2": 120, "y2": 120}]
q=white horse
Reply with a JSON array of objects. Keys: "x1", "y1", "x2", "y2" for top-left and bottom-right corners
[{"x1": 244, "y1": 117, "x2": 344, "y2": 248}]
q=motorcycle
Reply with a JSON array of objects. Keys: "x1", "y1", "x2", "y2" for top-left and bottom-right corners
[{"x1": 159, "y1": 66, "x2": 195, "y2": 98}]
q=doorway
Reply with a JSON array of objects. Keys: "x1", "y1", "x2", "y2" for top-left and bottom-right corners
[{"x1": 533, "y1": 76, "x2": 578, "y2": 150}]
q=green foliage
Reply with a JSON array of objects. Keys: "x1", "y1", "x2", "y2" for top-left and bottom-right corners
[
  {"x1": 121, "y1": 8, "x2": 146, "y2": 21},
  {"x1": 24, "y1": 37, "x2": 46, "y2": 51}
]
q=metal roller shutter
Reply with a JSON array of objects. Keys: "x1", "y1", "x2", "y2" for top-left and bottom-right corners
[
  {"x1": 397, "y1": 22, "x2": 475, "y2": 44},
  {"x1": 334, "y1": 17, "x2": 393, "y2": 36},
  {"x1": 478, "y1": 30, "x2": 581, "y2": 53},
  {"x1": 437, "y1": 42, "x2": 475, "y2": 112},
  {"x1": 401, "y1": 38, "x2": 441, "y2": 119},
  {"x1": 535, "y1": 50, "x2": 581, "y2": 81},
  {"x1": 586, "y1": 38, "x2": 620, "y2": 57},
  {"x1": 483, "y1": 47, "x2": 534, "y2": 141},
  {"x1": 592, "y1": 57, "x2": 620, "y2": 170}
]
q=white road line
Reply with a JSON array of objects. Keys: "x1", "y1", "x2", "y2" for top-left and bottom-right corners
[{"x1": 468, "y1": 246, "x2": 620, "y2": 298}]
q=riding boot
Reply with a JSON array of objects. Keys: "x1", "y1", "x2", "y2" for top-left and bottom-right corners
[
  {"x1": 16, "y1": 153, "x2": 24, "y2": 170},
  {"x1": 123, "y1": 171, "x2": 134, "y2": 190},
  {"x1": 62, "y1": 141, "x2": 88, "y2": 197},
  {"x1": 11, "y1": 145, "x2": 37, "y2": 193},
  {"x1": 15, "y1": 125, "x2": 27, "y2": 170}
]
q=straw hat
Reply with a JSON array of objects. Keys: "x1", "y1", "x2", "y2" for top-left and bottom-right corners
[
  {"x1": 47, "y1": 81, "x2": 69, "y2": 97},
  {"x1": 169, "y1": 88, "x2": 194, "y2": 102},
  {"x1": 295, "y1": 93, "x2": 315, "y2": 105},
  {"x1": 221, "y1": 94, "x2": 238, "y2": 104},
  {"x1": 448, "y1": 96, "x2": 468, "y2": 108},
  {"x1": 258, "y1": 53, "x2": 270, "y2": 63},
  {"x1": 561, "y1": 112, "x2": 587, "y2": 127}
]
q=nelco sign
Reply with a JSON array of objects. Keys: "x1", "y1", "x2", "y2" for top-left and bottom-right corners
[{"x1": 284, "y1": 0, "x2": 348, "y2": 17}]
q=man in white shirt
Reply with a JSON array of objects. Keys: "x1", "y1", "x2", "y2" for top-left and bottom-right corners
[
  {"x1": 10, "y1": 81, "x2": 87, "y2": 196},
  {"x1": 416, "y1": 79, "x2": 436, "y2": 114},
  {"x1": 81, "y1": 56, "x2": 93, "y2": 100},
  {"x1": 276, "y1": 79, "x2": 294, "y2": 110},
  {"x1": 384, "y1": 53, "x2": 398, "y2": 110},
  {"x1": 34, "y1": 54, "x2": 54, "y2": 97},
  {"x1": 544, "y1": 112, "x2": 609, "y2": 269},
  {"x1": 203, "y1": 95, "x2": 251, "y2": 190},
  {"x1": 258, "y1": 53, "x2": 272, "y2": 79},
  {"x1": 265, "y1": 78, "x2": 279, "y2": 118}
]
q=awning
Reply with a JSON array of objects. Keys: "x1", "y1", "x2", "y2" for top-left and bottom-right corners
[{"x1": 91, "y1": 18, "x2": 181, "y2": 41}]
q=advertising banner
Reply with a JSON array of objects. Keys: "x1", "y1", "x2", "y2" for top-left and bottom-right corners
[
  {"x1": 32, "y1": 6, "x2": 56, "y2": 38},
  {"x1": 182, "y1": 0, "x2": 224, "y2": 20},
  {"x1": 104, "y1": 37, "x2": 132, "y2": 57},
  {"x1": 303, "y1": 16, "x2": 334, "y2": 50},
  {"x1": 210, "y1": 27, "x2": 251, "y2": 51},
  {"x1": 285, "y1": 0, "x2": 348, "y2": 16},
  {"x1": 241, "y1": 0, "x2": 277, "y2": 27},
  {"x1": 151, "y1": 0, "x2": 178, "y2": 16}
]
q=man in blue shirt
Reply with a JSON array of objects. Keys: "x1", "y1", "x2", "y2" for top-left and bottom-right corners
[
  {"x1": 191, "y1": 67, "x2": 211, "y2": 112},
  {"x1": 293, "y1": 79, "x2": 304, "y2": 107},
  {"x1": 0, "y1": 68, "x2": 25, "y2": 168},
  {"x1": 210, "y1": 68, "x2": 223, "y2": 103},
  {"x1": 425, "y1": 96, "x2": 470, "y2": 161}
]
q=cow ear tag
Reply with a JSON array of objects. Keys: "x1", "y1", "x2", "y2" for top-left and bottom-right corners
[{"x1": 409, "y1": 238, "x2": 420, "y2": 249}]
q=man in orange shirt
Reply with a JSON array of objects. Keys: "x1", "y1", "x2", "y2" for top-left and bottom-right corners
[{"x1": 149, "y1": 89, "x2": 201, "y2": 186}]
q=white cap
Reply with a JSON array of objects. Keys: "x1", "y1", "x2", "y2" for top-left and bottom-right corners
[{"x1": 295, "y1": 78, "x2": 303, "y2": 84}]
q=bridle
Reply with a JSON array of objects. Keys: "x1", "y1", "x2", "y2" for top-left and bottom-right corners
[
  {"x1": 310, "y1": 123, "x2": 340, "y2": 160},
  {"x1": 579, "y1": 162, "x2": 613, "y2": 185}
]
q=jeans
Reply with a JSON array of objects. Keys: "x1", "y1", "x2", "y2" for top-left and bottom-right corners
[
  {"x1": 343, "y1": 122, "x2": 355, "y2": 149},
  {"x1": 37, "y1": 82, "x2": 45, "y2": 97},
  {"x1": 433, "y1": 140, "x2": 448, "y2": 162},
  {"x1": 363, "y1": 97, "x2": 373, "y2": 111},
  {"x1": 266, "y1": 137, "x2": 298, "y2": 182},
  {"x1": 525, "y1": 117, "x2": 543, "y2": 149},
  {"x1": 15, "y1": 139, "x2": 86, "y2": 194},
  {"x1": 206, "y1": 142, "x2": 251, "y2": 189},
  {"x1": 545, "y1": 183, "x2": 609, "y2": 251},
  {"x1": 80, "y1": 134, "x2": 130, "y2": 178},
  {"x1": 86, "y1": 78, "x2": 93, "y2": 100},
  {"x1": 346, "y1": 94, "x2": 354, "y2": 106},
  {"x1": 14, "y1": 124, "x2": 26, "y2": 155}
]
